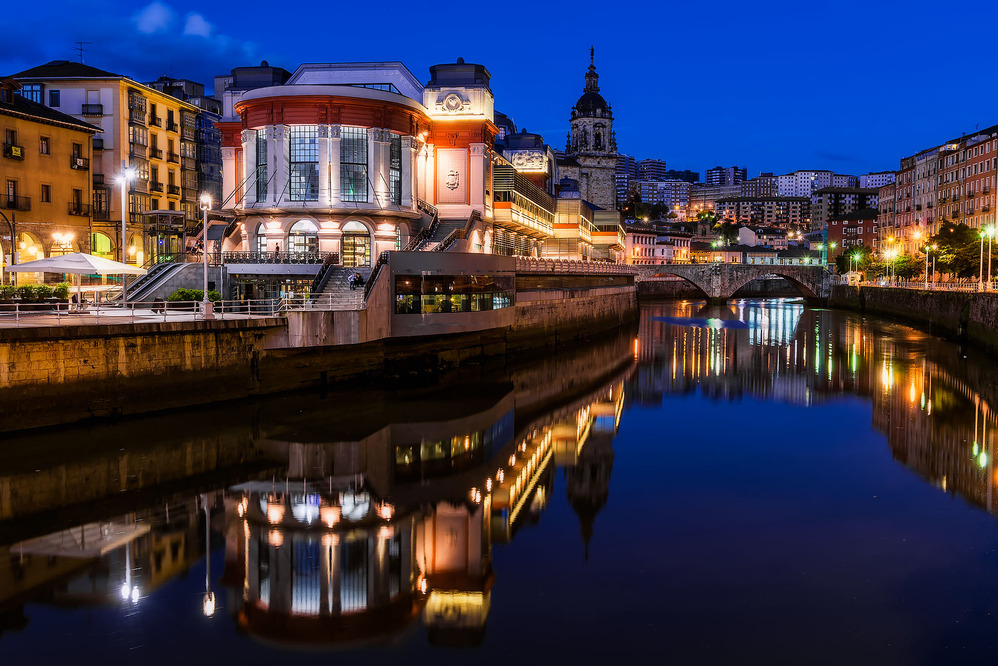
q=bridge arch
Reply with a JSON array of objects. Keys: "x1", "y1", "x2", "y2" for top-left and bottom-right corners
[
  {"x1": 727, "y1": 270, "x2": 820, "y2": 299},
  {"x1": 643, "y1": 271, "x2": 712, "y2": 299}
]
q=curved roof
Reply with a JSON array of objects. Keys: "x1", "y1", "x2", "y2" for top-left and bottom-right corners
[{"x1": 575, "y1": 91, "x2": 609, "y2": 116}]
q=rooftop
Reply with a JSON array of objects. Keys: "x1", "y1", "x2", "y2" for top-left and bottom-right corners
[
  {"x1": 0, "y1": 79, "x2": 101, "y2": 133},
  {"x1": 13, "y1": 60, "x2": 120, "y2": 79}
]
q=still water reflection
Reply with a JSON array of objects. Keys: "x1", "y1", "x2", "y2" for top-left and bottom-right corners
[{"x1": 3, "y1": 298, "x2": 998, "y2": 663}]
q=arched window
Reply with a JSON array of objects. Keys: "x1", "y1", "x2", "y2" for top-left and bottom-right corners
[
  {"x1": 254, "y1": 223, "x2": 267, "y2": 253},
  {"x1": 341, "y1": 220, "x2": 371, "y2": 267},
  {"x1": 288, "y1": 219, "x2": 318, "y2": 254},
  {"x1": 91, "y1": 232, "x2": 114, "y2": 259}
]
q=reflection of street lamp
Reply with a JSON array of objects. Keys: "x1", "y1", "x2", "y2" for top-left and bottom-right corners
[
  {"x1": 199, "y1": 194, "x2": 214, "y2": 319},
  {"x1": 201, "y1": 494, "x2": 215, "y2": 617},
  {"x1": 116, "y1": 166, "x2": 136, "y2": 301}
]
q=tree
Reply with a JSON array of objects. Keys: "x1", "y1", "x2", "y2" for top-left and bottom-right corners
[
  {"x1": 834, "y1": 244, "x2": 874, "y2": 274},
  {"x1": 713, "y1": 221, "x2": 739, "y2": 245}
]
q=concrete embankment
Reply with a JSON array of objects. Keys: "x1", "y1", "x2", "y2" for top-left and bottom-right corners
[
  {"x1": 0, "y1": 287, "x2": 637, "y2": 433},
  {"x1": 829, "y1": 284, "x2": 998, "y2": 351}
]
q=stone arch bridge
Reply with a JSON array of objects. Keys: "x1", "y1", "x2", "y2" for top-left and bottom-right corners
[{"x1": 631, "y1": 263, "x2": 831, "y2": 301}]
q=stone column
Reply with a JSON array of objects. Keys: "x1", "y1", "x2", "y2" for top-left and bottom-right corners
[
  {"x1": 318, "y1": 125, "x2": 330, "y2": 205},
  {"x1": 221, "y1": 147, "x2": 237, "y2": 209},
  {"x1": 401, "y1": 136, "x2": 415, "y2": 209},
  {"x1": 367, "y1": 128, "x2": 383, "y2": 206},
  {"x1": 241, "y1": 129, "x2": 257, "y2": 206},
  {"x1": 272, "y1": 126, "x2": 288, "y2": 205},
  {"x1": 329, "y1": 125, "x2": 341, "y2": 207},
  {"x1": 469, "y1": 143, "x2": 486, "y2": 208}
]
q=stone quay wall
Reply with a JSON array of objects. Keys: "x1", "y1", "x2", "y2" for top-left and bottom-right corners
[
  {"x1": 0, "y1": 286, "x2": 638, "y2": 433},
  {"x1": 0, "y1": 319, "x2": 285, "y2": 432},
  {"x1": 829, "y1": 285, "x2": 998, "y2": 351}
]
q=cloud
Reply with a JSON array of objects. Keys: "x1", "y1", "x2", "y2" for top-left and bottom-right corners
[
  {"x1": 183, "y1": 13, "x2": 212, "y2": 38},
  {"x1": 134, "y1": 2, "x2": 175, "y2": 34}
]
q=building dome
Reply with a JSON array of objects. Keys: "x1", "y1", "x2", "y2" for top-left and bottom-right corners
[
  {"x1": 575, "y1": 91, "x2": 608, "y2": 116},
  {"x1": 572, "y1": 48, "x2": 610, "y2": 118}
]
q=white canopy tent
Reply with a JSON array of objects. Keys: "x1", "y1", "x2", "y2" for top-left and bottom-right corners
[{"x1": 6, "y1": 252, "x2": 147, "y2": 303}]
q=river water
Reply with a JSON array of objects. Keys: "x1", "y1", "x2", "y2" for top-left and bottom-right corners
[{"x1": 2, "y1": 298, "x2": 998, "y2": 664}]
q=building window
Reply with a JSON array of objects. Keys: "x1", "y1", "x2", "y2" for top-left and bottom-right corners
[
  {"x1": 19, "y1": 84, "x2": 42, "y2": 103},
  {"x1": 48, "y1": 90, "x2": 60, "y2": 107},
  {"x1": 340, "y1": 127, "x2": 368, "y2": 203},
  {"x1": 256, "y1": 130, "x2": 268, "y2": 201},
  {"x1": 288, "y1": 219, "x2": 318, "y2": 253},
  {"x1": 288, "y1": 126, "x2": 318, "y2": 201},
  {"x1": 40, "y1": 184, "x2": 50, "y2": 203},
  {"x1": 254, "y1": 223, "x2": 267, "y2": 252},
  {"x1": 389, "y1": 134, "x2": 402, "y2": 206},
  {"x1": 39, "y1": 136, "x2": 49, "y2": 155}
]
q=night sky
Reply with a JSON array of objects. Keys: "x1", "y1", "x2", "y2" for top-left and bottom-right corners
[{"x1": 4, "y1": 0, "x2": 998, "y2": 178}]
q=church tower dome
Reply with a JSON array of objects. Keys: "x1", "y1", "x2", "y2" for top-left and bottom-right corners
[{"x1": 567, "y1": 48, "x2": 615, "y2": 156}]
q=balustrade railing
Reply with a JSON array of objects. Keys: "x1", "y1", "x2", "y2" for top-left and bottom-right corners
[
  {"x1": 514, "y1": 257, "x2": 636, "y2": 275},
  {"x1": 220, "y1": 251, "x2": 334, "y2": 264}
]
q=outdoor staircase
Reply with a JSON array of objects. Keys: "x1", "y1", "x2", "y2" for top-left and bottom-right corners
[
  {"x1": 315, "y1": 266, "x2": 372, "y2": 310},
  {"x1": 418, "y1": 219, "x2": 466, "y2": 251}
]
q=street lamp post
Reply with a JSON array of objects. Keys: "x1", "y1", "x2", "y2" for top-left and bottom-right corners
[
  {"x1": 116, "y1": 165, "x2": 136, "y2": 301},
  {"x1": 199, "y1": 194, "x2": 214, "y2": 320},
  {"x1": 986, "y1": 226, "x2": 995, "y2": 289},
  {"x1": 924, "y1": 245, "x2": 930, "y2": 290},
  {"x1": 980, "y1": 227, "x2": 988, "y2": 290},
  {"x1": 0, "y1": 210, "x2": 14, "y2": 286}
]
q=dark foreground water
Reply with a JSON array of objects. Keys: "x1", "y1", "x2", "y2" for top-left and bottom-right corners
[{"x1": 3, "y1": 298, "x2": 998, "y2": 665}]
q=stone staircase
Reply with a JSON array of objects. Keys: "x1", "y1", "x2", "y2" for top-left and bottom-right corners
[
  {"x1": 314, "y1": 266, "x2": 372, "y2": 310},
  {"x1": 418, "y1": 219, "x2": 466, "y2": 251}
]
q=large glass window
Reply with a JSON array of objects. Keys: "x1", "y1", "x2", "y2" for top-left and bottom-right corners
[
  {"x1": 340, "y1": 127, "x2": 368, "y2": 203},
  {"x1": 395, "y1": 275, "x2": 515, "y2": 314},
  {"x1": 341, "y1": 220, "x2": 370, "y2": 267},
  {"x1": 254, "y1": 223, "x2": 267, "y2": 253},
  {"x1": 256, "y1": 130, "x2": 268, "y2": 201},
  {"x1": 288, "y1": 219, "x2": 318, "y2": 254},
  {"x1": 389, "y1": 134, "x2": 402, "y2": 206},
  {"x1": 288, "y1": 126, "x2": 318, "y2": 201},
  {"x1": 19, "y1": 84, "x2": 42, "y2": 103}
]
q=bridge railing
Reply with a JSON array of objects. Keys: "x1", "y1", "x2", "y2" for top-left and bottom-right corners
[{"x1": 515, "y1": 258, "x2": 635, "y2": 275}]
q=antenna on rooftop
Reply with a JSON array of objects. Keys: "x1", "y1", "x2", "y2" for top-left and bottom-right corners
[{"x1": 74, "y1": 41, "x2": 92, "y2": 64}]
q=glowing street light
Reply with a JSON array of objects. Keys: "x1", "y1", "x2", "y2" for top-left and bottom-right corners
[
  {"x1": 199, "y1": 194, "x2": 214, "y2": 319},
  {"x1": 115, "y1": 165, "x2": 137, "y2": 301}
]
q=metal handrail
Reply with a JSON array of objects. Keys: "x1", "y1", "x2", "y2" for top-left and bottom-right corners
[
  {"x1": 0, "y1": 298, "x2": 286, "y2": 328},
  {"x1": 363, "y1": 251, "x2": 390, "y2": 301},
  {"x1": 514, "y1": 257, "x2": 637, "y2": 275}
]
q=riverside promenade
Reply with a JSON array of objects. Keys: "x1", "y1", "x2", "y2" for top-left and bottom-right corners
[{"x1": 829, "y1": 284, "x2": 998, "y2": 352}]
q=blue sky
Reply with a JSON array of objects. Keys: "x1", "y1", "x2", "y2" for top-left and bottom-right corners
[{"x1": 5, "y1": 0, "x2": 998, "y2": 178}]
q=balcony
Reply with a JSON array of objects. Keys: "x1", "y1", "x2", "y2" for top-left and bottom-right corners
[
  {"x1": 183, "y1": 188, "x2": 196, "y2": 203},
  {"x1": 93, "y1": 208, "x2": 109, "y2": 221},
  {"x1": 915, "y1": 204, "x2": 922, "y2": 210},
  {"x1": 68, "y1": 202, "x2": 91, "y2": 217},
  {"x1": 129, "y1": 145, "x2": 147, "y2": 159},
  {"x1": 168, "y1": 184, "x2": 181, "y2": 196},
  {"x1": 149, "y1": 148, "x2": 163, "y2": 159},
  {"x1": 166, "y1": 121, "x2": 179, "y2": 133},
  {"x1": 82, "y1": 103, "x2": 104, "y2": 116},
  {"x1": 149, "y1": 116, "x2": 162, "y2": 127},
  {"x1": 93, "y1": 174, "x2": 105, "y2": 185},
  {"x1": 968, "y1": 190, "x2": 976, "y2": 198},
  {"x1": 181, "y1": 127, "x2": 196, "y2": 141},
  {"x1": 2, "y1": 196, "x2": 30, "y2": 211},
  {"x1": 128, "y1": 110, "x2": 146, "y2": 126},
  {"x1": 181, "y1": 156, "x2": 196, "y2": 171},
  {"x1": 166, "y1": 152, "x2": 179, "y2": 164},
  {"x1": 492, "y1": 165, "x2": 555, "y2": 238},
  {"x1": 149, "y1": 181, "x2": 164, "y2": 193},
  {"x1": 70, "y1": 156, "x2": 89, "y2": 170},
  {"x1": 92, "y1": 138, "x2": 105, "y2": 150},
  {"x1": 927, "y1": 202, "x2": 933, "y2": 208},
  {"x1": 967, "y1": 208, "x2": 976, "y2": 215},
  {"x1": 984, "y1": 206, "x2": 991, "y2": 213},
  {"x1": 952, "y1": 193, "x2": 961, "y2": 201},
  {"x1": 3, "y1": 143, "x2": 24, "y2": 160}
]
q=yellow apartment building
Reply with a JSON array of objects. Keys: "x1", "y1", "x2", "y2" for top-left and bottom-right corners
[
  {"x1": 0, "y1": 78, "x2": 100, "y2": 283},
  {"x1": 13, "y1": 61, "x2": 203, "y2": 267}
]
